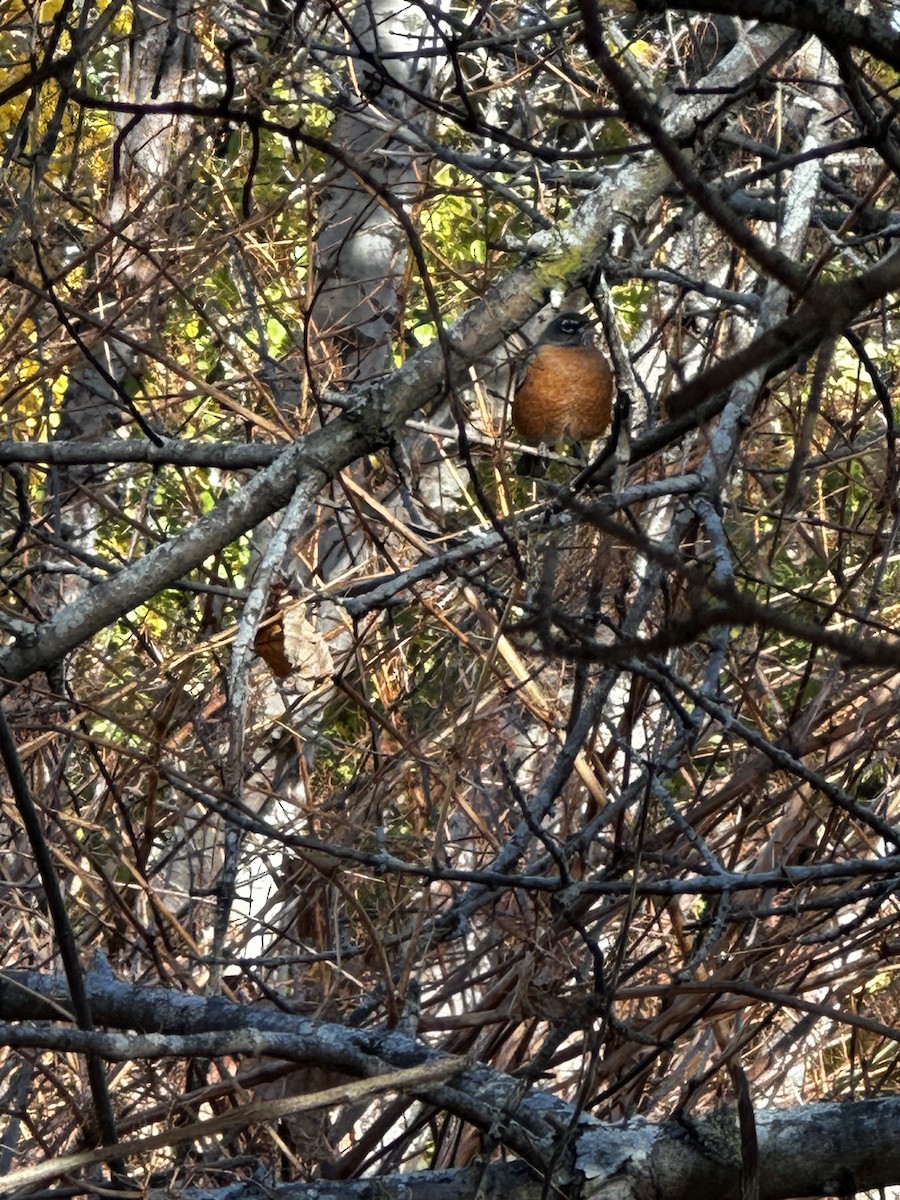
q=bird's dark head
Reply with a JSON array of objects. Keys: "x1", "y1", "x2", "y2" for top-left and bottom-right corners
[{"x1": 540, "y1": 311, "x2": 593, "y2": 346}]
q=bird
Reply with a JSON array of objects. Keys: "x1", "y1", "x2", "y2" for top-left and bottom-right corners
[{"x1": 512, "y1": 310, "x2": 614, "y2": 476}]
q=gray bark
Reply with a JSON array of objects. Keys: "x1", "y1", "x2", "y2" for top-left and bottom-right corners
[
  {"x1": 1, "y1": 22, "x2": 836, "y2": 685},
  {"x1": 0, "y1": 968, "x2": 898, "y2": 1200},
  {"x1": 50, "y1": 0, "x2": 194, "y2": 604},
  {"x1": 311, "y1": 0, "x2": 431, "y2": 381}
]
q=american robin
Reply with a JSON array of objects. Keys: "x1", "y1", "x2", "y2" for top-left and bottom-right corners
[{"x1": 512, "y1": 310, "x2": 614, "y2": 475}]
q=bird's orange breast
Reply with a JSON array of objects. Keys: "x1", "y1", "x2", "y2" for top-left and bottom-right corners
[{"x1": 513, "y1": 344, "x2": 614, "y2": 445}]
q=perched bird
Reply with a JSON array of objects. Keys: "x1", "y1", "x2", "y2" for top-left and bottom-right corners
[{"x1": 512, "y1": 310, "x2": 614, "y2": 475}]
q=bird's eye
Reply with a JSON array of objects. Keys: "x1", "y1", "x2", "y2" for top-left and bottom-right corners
[{"x1": 560, "y1": 318, "x2": 579, "y2": 334}]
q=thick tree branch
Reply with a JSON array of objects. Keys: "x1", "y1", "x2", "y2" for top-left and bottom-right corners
[
  {"x1": 633, "y1": 0, "x2": 900, "y2": 72},
  {"x1": 0, "y1": 23, "x2": 802, "y2": 685}
]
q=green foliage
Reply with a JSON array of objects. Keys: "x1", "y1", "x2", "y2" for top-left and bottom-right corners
[{"x1": 5, "y1": 2, "x2": 900, "y2": 1189}]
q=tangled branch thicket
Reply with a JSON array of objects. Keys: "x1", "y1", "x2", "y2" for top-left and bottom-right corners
[{"x1": 2, "y1": 0, "x2": 900, "y2": 1188}]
